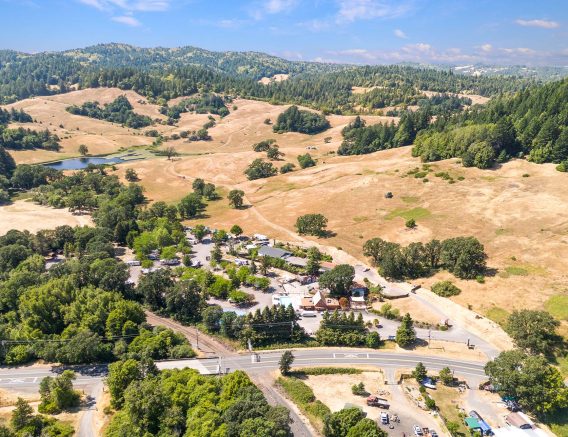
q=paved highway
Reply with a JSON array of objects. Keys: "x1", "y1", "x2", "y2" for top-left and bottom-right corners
[{"x1": 0, "y1": 349, "x2": 487, "y2": 437}]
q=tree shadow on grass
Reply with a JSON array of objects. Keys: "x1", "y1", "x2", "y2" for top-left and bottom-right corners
[{"x1": 318, "y1": 230, "x2": 337, "y2": 239}]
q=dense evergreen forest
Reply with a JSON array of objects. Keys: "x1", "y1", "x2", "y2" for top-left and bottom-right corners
[
  {"x1": 338, "y1": 111, "x2": 430, "y2": 155},
  {"x1": 273, "y1": 105, "x2": 330, "y2": 134},
  {"x1": 67, "y1": 95, "x2": 153, "y2": 128},
  {"x1": 412, "y1": 77, "x2": 568, "y2": 169},
  {"x1": 0, "y1": 43, "x2": 542, "y2": 114}
]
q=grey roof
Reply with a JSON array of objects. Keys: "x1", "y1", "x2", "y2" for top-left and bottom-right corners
[
  {"x1": 286, "y1": 256, "x2": 308, "y2": 267},
  {"x1": 258, "y1": 246, "x2": 292, "y2": 259}
]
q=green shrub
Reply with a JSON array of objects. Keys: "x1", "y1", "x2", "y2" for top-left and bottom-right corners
[
  {"x1": 5, "y1": 345, "x2": 34, "y2": 365},
  {"x1": 277, "y1": 376, "x2": 316, "y2": 405},
  {"x1": 431, "y1": 280, "x2": 461, "y2": 297},
  {"x1": 304, "y1": 400, "x2": 331, "y2": 419}
]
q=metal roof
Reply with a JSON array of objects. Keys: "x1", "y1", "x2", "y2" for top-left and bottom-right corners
[{"x1": 258, "y1": 246, "x2": 292, "y2": 259}]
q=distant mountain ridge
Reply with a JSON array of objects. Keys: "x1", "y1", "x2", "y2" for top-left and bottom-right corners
[
  {"x1": 0, "y1": 43, "x2": 564, "y2": 111},
  {"x1": 2, "y1": 43, "x2": 345, "y2": 80}
]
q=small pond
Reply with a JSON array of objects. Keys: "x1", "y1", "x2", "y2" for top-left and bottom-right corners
[{"x1": 45, "y1": 156, "x2": 127, "y2": 170}]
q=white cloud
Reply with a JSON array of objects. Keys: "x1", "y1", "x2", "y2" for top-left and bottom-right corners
[
  {"x1": 251, "y1": 0, "x2": 298, "y2": 19},
  {"x1": 78, "y1": 0, "x2": 105, "y2": 9},
  {"x1": 298, "y1": 18, "x2": 331, "y2": 32},
  {"x1": 515, "y1": 19, "x2": 559, "y2": 29},
  {"x1": 112, "y1": 15, "x2": 141, "y2": 26},
  {"x1": 265, "y1": 0, "x2": 297, "y2": 13},
  {"x1": 336, "y1": 0, "x2": 412, "y2": 23},
  {"x1": 326, "y1": 42, "x2": 568, "y2": 66},
  {"x1": 78, "y1": 0, "x2": 171, "y2": 12},
  {"x1": 394, "y1": 29, "x2": 407, "y2": 39}
]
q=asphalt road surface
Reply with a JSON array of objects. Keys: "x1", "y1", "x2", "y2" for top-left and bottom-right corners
[{"x1": 0, "y1": 350, "x2": 487, "y2": 437}]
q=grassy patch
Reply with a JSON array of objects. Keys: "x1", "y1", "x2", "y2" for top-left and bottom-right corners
[
  {"x1": 504, "y1": 266, "x2": 529, "y2": 276},
  {"x1": 276, "y1": 376, "x2": 331, "y2": 432},
  {"x1": 485, "y1": 306, "x2": 510, "y2": 326},
  {"x1": 499, "y1": 263, "x2": 548, "y2": 278},
  {"x1": 429, "y1": 386, "x2": 468, "y2": 436},
  {"x1": 545, "y1": 295, "x2": 568, "y2": 321},
  {"x1": 401, "y1": 196, "x2": 419, "y2": 204},
  {"x1": 385, "y1": 207, "x2": 431, "y2": 221},
  {"x1": 494, "y1": 228, "x2": 509, "y2": 236},
  {"x1": 353, "y1": 216, "x2": 369, "y2": 223}
]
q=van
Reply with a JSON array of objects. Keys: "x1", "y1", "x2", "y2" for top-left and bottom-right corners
[
  {"x1": 380, "y1": 412, "x2": 389, "y2": 425},
  {"x1": 301, "y1": 310, "x2": 317, "y2": 317}
]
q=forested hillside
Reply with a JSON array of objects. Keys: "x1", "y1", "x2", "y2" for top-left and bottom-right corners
[
  {"x1": 0, "y1": 43, "x2": 540, "y2": 113},
  {"x1": 413, "y1": 77, "x2": 568, "y2": 169}
]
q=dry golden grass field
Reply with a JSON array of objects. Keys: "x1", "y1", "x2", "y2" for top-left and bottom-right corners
[{"x1": 3, "y1": 89, "x2": 568, "y2": 327}]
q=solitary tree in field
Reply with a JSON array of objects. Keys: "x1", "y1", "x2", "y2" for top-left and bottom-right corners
[
  {"x1": 279, "y1": 350, "x2": 294, "y2": 375},
  {"x1": 165, "y1": 146, "x2": 178, "y2": 160},
  {"x1": 78, "y1": 144, "x2": 88, "y2": 156},
  {"x1": 228, "y1": 189, "x2": 245, "y2": 209},
  {"x1": 125, "y1": 168, "x2": 139, "y2": 182},
  {"x1": 405, "y1": 218, "x2": 417, "y2": 229},
  {"x1": 267, "y1": 146, "x2": 283, "y2": 161},
  {"x1": 295, "y1": 213, "x2": 328, "y2": 237}
]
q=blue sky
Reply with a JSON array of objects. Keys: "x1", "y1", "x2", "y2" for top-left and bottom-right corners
[{"x1": 1, "y1": 0, "x2": 566, "y2": 65}]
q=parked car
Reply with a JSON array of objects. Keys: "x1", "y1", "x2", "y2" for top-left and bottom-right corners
[
  {"x1": 126, "y1": 260, "x2": 141, "y2": 266},
  {"x1": 430, "y1": 431, "x2": 438, "y2": 437},
  {"x1": 413, "y1": 425, "x2": 423, "y2": 436},
  {"x1": 380, "y1": 412, "x2": 389, "y2": 424},
  {"x1": 301, "y1": 310, "x2": 317, "y2": 317}
]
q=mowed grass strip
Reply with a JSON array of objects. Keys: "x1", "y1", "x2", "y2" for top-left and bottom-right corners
[
  {"x1": 545, "y1": 295, "x2": 568, "y2": 321},
  {"x1": 384, "y1": 207, "x2": 431, "y2": 221}
]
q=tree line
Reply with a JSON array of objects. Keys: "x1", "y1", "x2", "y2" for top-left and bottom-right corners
[
  {"x1": 413, "y1": 77, "x2": 568, "y2": 170},
  {"x1": 363, "y1": 236, "x2": 487, "y2": 280}
]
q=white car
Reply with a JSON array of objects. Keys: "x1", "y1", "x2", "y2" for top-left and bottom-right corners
[
  {"x1": 301, "y1": 311, "x2": 317, "y2": 317},
  {"x1": 380, "y1": 412, "x2": 389, "y2": 424},
  {"x1": 413, "y1": 425, "x2": 423, "y2": 436},
  {"x1": 126, "y1": 260, "x2": 141, "y2": 266}
]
